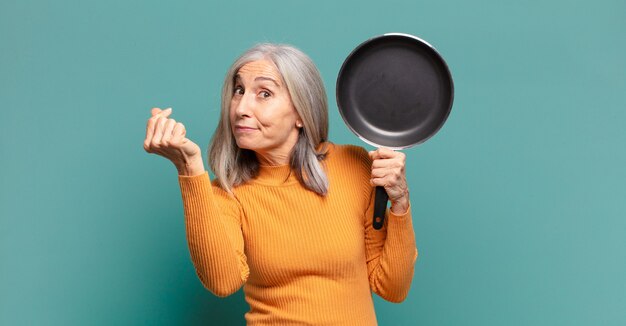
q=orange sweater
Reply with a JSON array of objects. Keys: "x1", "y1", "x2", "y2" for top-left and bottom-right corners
[{"x1": 177, "y1": 143, "x2": 418, "y2": 325}]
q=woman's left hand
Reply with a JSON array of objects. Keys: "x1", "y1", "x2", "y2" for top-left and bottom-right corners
[{"x1": 369, "y1": 148, "x2": 410, "y2": 215}]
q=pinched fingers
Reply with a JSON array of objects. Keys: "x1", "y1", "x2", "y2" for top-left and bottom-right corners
[
  {"x1": 144, "y1": 107, "x2": 172, "y2": 152},
  {"x1": 164, "y1": 122, "x2": 187, "y2": 147},
  {"x1": 161, "y1": 118, "x2": 177, "y2": 144},
  {"x1": 151, "y1": 107, "x2": 163, "y2": 116},
  {"x1": 150, "y1": 115, "x2": 168, "y2": 147},
  {"x1": 146, "y1": 107, "x2": 171, "y2": 133},
  {"x1": 145, "y1": 108, "x2": 170, "y2": 138},
  {"x1": 171, "y1": 122, "x2": 186, "y2": 142}
]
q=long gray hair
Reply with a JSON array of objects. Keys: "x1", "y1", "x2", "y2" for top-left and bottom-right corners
[{"x1": 208, "y1": 43, "x2": 329, "y2": 195}]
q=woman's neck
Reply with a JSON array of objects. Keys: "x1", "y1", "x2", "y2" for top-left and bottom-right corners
[
  {"x1": 254, "y1": 133, "x2": 299, "y2": 166},
  {"x1": 256, "y1": 151, "x2": 291, "y2": 166}
]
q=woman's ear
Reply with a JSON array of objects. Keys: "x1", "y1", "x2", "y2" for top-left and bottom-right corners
[{"x1": 296, "y1": 119, "x2": 303, "y2": 128}]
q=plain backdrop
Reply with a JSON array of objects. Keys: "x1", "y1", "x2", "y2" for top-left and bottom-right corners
[{"x1": 1, "y1": 0, "x2": 625, "y2": 325}]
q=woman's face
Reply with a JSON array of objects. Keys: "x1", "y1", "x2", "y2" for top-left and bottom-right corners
[{"x1": 229, "y1": 59, "x2": 301, "y2": 163}]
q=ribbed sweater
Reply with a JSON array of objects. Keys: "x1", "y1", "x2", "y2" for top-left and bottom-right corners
[{"x1": 177, "y1": 143, "x2": 418, "y2": 325}]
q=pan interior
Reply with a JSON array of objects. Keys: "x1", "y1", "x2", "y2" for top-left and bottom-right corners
[{"x1": 337, "y1": 36, "x2": 453, "y2": 148}]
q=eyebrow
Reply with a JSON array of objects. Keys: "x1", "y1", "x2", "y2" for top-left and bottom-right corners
[
  {"x1": 234, "y1": 74, "x2": 280, "y2": 87},
  {"x1": 255, "y1": 76, "x2": 280, "y2": 86}
]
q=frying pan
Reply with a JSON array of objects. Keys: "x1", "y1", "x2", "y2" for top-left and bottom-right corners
[{"x1": 336, "y1": 33, "x2": 454, "y2": 230}]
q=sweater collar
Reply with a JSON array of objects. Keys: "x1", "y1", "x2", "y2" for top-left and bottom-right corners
[
  {"x1": 250, "y1": 142, "x2": 333, "y2": 186},
  {"x1": 253, "y1": 164, "x2": 299, "y2": 186}
]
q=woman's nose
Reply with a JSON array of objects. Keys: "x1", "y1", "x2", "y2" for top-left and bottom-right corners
[{"x1": 234, "y1": 93, "x2": 254, "y2": 117}]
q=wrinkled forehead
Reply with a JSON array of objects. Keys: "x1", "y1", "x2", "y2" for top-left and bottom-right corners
[{"x1": 235, "y1": 59, "x2": 284, "y2": 86}]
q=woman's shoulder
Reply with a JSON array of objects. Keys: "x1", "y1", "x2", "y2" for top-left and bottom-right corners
[
  {"x1": 322, "y1": 142, "x2": 372, "y2": 192},
  {"x1": 323, "y1": 141, "x2": 372, "y2": 167},
  {"x1": 209, "y1": 178, "x2": 244, "y2": 210}
]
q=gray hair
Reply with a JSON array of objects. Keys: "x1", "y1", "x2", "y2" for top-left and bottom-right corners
[{"x1": 208, "y1": 43, "x2": 329, "y2": 195}]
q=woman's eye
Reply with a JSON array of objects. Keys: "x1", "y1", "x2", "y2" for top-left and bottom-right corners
[
  {"x1": 234, "y1": 86, "x2": 244, "y2": 95},
  {"x1": 260, "y1": 91, "x2": 271, "y2": 98}
]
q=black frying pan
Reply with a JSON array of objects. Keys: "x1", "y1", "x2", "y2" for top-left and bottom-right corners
[{"x1": 336, "y1": 33, "x2": 454, "y2": 230}]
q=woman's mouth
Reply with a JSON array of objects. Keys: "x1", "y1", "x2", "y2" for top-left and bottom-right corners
[{"x1": 234, "y1": 125, "x2": 257, "y2": 133}]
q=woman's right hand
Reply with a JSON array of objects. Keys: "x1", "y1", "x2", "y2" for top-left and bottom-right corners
[{"x1": 144, "y1": 107, "x2": 204, "y2": 175}]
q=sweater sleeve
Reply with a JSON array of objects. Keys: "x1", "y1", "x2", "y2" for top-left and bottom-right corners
[
  {"x1": 178, "y1": 171, "x2": 249, "y2": 297},
  {"x1": 363, "y1": 177, "x2": 419, "y2": 303}
]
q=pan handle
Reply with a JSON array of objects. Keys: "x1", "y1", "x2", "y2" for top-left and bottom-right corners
[{"x1": 373, "y1": 186, "x2": 388, "y2": 230}]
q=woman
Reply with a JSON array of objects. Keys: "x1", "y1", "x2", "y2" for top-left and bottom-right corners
[{"x1": 143, "y1": 43, "x2": 418, "y2": 325}]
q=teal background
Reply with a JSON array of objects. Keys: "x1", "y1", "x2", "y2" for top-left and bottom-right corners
[{"x1": 2, "y1": 0, "x2": 625, "y2": 325}]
